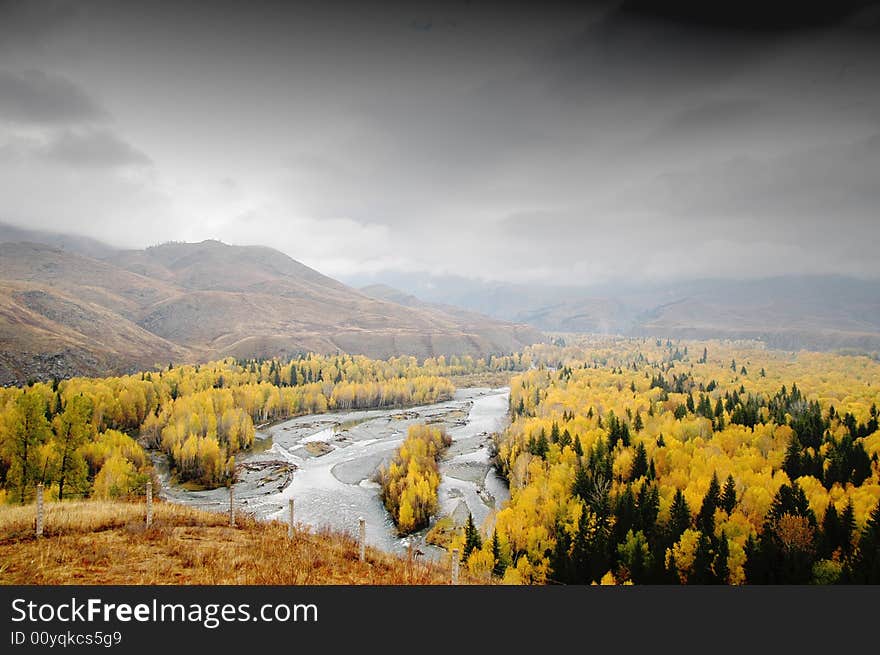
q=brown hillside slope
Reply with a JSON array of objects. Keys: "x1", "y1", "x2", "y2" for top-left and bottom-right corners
[
  {"x1": 0, "y1": 239, "x2": 542, "y2": 382},
  {"x1": 0, "y1": 282, "x2": 191, "y2": 385},
  {"x1": 0, "y1": 242, "x2": 179, "y2": 319}
]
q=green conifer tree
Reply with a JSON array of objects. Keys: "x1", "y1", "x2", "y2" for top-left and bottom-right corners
[
  {"x1": 697, "y1": 472, "x2": 721, "y2": 535},
  {"x1": 852, "y1": 500, "x2": 880, "y2": 583},
  {"x1": 669, "y1": 489, "x2": 692, "y2": 542},
  {"x1": 714, "y1": 532, "x2": 731, "y2": 584},
  {"x1": 631, "y1": 441, "x2": 649, "y2": 480},
  {"x1": 463, "y1": 512, "x2": 482, "y2": 559},
  {"x1": 491, "y1": 530, "x2": 505, "y2": 577},
  {"x1": 720, "y1": 474, "x2": 737, "y2": 515}
]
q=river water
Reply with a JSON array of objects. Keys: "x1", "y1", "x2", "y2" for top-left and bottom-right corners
[{"x1": 156, "y1": 387, "x2": 511, "y2": 557}]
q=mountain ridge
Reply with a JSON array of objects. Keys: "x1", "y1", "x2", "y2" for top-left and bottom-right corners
[
  {"x1": 347, "y1": 272, "x2": 880, "y2": 354},
  {"x1": 0, "y1": 228, "x2": 543, "y2": 384}
]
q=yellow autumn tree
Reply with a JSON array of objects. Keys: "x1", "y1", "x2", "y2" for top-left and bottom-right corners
[{"x1": 377, "y1": 424, "x2": 451, "y2": 535}]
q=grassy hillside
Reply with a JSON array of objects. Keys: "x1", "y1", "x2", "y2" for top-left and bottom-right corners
[{"x1": 0, "y1": 500, "x2": 472, "y2": 585}]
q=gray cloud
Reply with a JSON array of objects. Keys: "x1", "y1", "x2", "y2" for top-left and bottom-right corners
[
  {"x1": 0, "y1": 1, "x2": 879, "y2": 285},
  {"x1": 0, "y1": 0, "x2": 79, "y2": 50},
  {"x1": 649, "y1": 98, "x2": 767, "y2": 141},
  {"x1": 41, "y1": 129, "x2": 151, "y2": 168},
  {"x1": 0, "y1": 69, "x2": 106, "y2": 124},
  {"x1": 618, "y1": 135, "x2": 880, "y2": 224}
]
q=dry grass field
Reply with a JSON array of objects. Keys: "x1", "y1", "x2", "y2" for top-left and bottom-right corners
[{"x1": 0, "y1": 500, "x2": 477, "y2": 585}]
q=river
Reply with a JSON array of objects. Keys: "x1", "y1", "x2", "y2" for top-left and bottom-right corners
[{"x1": 155, "y1": 387, "x2": 511, "y2": 557}]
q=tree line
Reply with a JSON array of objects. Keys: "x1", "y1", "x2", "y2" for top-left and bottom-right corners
[{"x1": 1, "y1": 350, "x2": 522, "y2": 498}]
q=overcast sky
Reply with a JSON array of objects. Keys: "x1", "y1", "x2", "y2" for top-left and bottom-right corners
[{"x1": 1, "y1": 0, "x2": 879, "y2": 286}]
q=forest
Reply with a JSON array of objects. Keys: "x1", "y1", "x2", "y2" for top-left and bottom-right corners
[
  {"x1": 378, "y1": 424, "x2": 451, "y2": 534},
  {"x1": 455, "y1": 338, "x2": 880, "y2": 584},
  {"x1": 4, "y1": 337, "x2": 880, "y2": 585},
  {"x1": 0, "y1": 352, "x2": 524, "y2": 499}
]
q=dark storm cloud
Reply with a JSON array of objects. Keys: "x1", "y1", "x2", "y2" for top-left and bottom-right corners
[
  {"x1": 636, "y1": 136, "x2": 880, "y2": 220},
  {"x1": 41, "y1": 129, "x2": 151, "y2": 168},
  {"x1": 0, "y1": 0, "x2": 79, "y2": 49},
  {"x1": 1, "y1": 0, "x2": 879, "y2": 283},
  {"x1": 616, "y1": 0, "x2": 880, "y2": 31},
  {"x1": 0, "y1": 69, "x2": 106, "y2": 124}
]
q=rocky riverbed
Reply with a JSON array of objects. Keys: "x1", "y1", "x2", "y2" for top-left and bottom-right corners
[{"x1": 154, "y1": 387, "x2": 511, "y2": 557}]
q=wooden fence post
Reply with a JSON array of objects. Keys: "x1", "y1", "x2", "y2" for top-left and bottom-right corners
[
  {"x1": 35, "y1": 483, "x2": 44, "y2": 538},
  {"x1": 146, "y1": 481, "x2": 153, "y2": 528},
  {"x1": 451, "y1": 548, "x2": 460, "y2": 585},
  {"x1": 288, "y1": 498, "x2": 295, "y2": 539},
  {"x1": 229, "y1": 486, "x2": 235, "y2": 527},
  {"x1": 358, "y1": 517, "x2": 366, "y2": 562}
]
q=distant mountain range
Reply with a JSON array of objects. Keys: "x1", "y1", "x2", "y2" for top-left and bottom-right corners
[
  {"x1": 3, "y1": 221, "x2": 878, "y2": 385},
  {"x1": 345, "y1": 271, "x2": 880, "y2": 355},
  {"x1": 0, "y1": 223, "x2": 542, "y2": 384}
]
